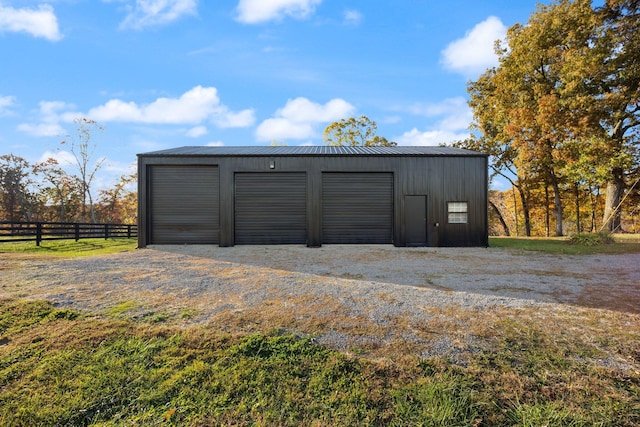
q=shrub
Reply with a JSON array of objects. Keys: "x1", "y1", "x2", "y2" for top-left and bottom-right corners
[{"x1": 568, "y1": 231, "x2": 615, "y2": 246}]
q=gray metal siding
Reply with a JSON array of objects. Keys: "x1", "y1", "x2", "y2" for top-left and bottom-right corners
[
  {"x1": 437, "y1": 157, "x2": 488, "y2": 247},
  {"x1": 322, "y1": 173, "x2": 393, "y2": 244},
  {"x1": 137, "y1": 151, "x2": 488, "y2": 248},
  {"x1": 234, "y1": 172, "x2": 307, "y2": 244},
  {"x1": 149, "y1": 165, "x2": 219, "y2": 244}
]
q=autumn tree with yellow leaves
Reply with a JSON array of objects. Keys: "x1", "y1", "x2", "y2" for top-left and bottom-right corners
[{"x1": 464, "y1": 0, "x2": 640, "y2": 235}]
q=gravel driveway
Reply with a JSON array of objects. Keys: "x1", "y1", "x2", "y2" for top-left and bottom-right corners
[{"x1": 2, "y1": 245, "x2": 639, "y2": 359}]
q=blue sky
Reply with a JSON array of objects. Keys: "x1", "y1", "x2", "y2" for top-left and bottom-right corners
[{"x1": 0, "y1": 0, "x2": 554, "y2": 190}]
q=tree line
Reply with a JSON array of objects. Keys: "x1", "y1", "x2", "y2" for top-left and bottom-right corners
[
  {"x1": 2, "y1": 115, "x2": 394, "y2": 226},
  {"x1": 458, "y1": 0, "x2": 639, "y2": 236},
  {"x1": 0, "y1": 118, "x2": 136, "y2": 225},
  {"x1": 6, "y1": 2, "x2": 640, "y2": 240}
]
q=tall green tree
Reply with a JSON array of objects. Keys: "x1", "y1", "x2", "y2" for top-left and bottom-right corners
[
  {"x1": 465, "y1": 68, "x2": 537, "y2": 235},
  {"x1": 470, "y1": 0, "x2": 601, "y2": 237},
  {"x1": 0, "y1": 154, "x2": 36, "y2": 222},
  {"x1": 33, "y1": 158, "x2": 81, "y2": 222},
  {"x1": 468, "y1": 0, "x2": 640, "y2": 234},
  {"x1": 584, "y1": 0, "x2": 640, "y2": 231},
  {"x1": 97, "y1": 173, "x2": 136, "y2": 224},
  {"x1": 454, "y1": 134, "x2": 535, "y2": 236},
  {"x1": 323, "y1": 116, "x2": 396, "y2": 147}
]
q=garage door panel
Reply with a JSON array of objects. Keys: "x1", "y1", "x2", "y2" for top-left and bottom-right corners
[
  {"x1": 150, "y1": 166, "x2": 219, "y2": 244},
  {"x1": 235, "y1": 173, "x2": 307, "y2": 244},
  {"x1": 322, "y1": 173, "x2": 393, "y2": 244}
]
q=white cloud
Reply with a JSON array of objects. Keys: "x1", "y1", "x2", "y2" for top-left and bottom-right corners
[
  {"x1": 186, "y1": 125, "x2": 207, "y2": 137},
  {"x1": 206, "y1": 141, "x2": 224, "y2": 147},
  {"x1": 381, "y1": 115, "x2": 401, "y2": 124},
  {"x1": 401, "y1": 97, "x2": 473, "y2": 140},
  {"x1": 394, "y1": 128, "x2": 471, "y2": 147},
  {"x1": 0, "y1": 95, "x2": 16, "y2": 115},
  {"x1": 394, "y1": 96, "x2": 473, "y2": 146},
  {"x1": 407, "y1": 97, "x2": 468, "y2": 117},
  {"x1": 17, "y1": 122, "x2": 65, "y2": 137},
  {"x1": 437, "y1": 109, "x2": 473, "y2": 132},
  {"x1": 277, "y1": 97, "x2": 353, "y2": 123},
  {"x1": 119, "y1": 0, "x2": 197, "y2": 30},
  {"x1": 16, "y1": 87, "x2": 253, "y2": 139},
  {"x1": 87, "y1": 86, "x2": 255, "y2": 127},
  {"x1": 406, "y1": 97, "x2": 474, "y2": 133},
  {"x1": 236, "y1": 0, "x2": 321, "y2": 24},
  {"x1": 17, "y1": 101, "x2": 74, "y2": 137},
  {"x1": 343, "y1": 9, "x2": 361, "y2": 25},
  {"x1": 441, "y1": 16, "x2": 506, "y2": 76},
  {"x1": 0, "y1": 4, "x2": 62, "y2": 41},
  {"x1": 40, "y1": 100, "x2": 78, "y2": 119},
  {"x1": 213, "y1": 108, "x2": 256, "y2": 128},
  {"x1": 37, "y1": 150, "x2": 75, "y2": 166},
  {"x1": 103, "y1": 159, "x2": 137, "y2": 175},
  {"x1": 255, "y1": 97, "x2": 354, "y2": 142},
  {"x1": 131, "y1": 137, "x2": 167, "y2": 152},
  {"x1": 256, "y1": 118, "x2": 314, "y2": 141}
]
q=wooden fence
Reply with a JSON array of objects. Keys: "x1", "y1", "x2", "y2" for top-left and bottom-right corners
[{"x1": 0, "y1": 221, "x2": 137, "y2": 246}]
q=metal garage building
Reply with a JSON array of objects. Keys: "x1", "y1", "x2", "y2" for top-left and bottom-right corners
[{"x1": 137, "y1": 146, "x2": 488, "y2": 247}]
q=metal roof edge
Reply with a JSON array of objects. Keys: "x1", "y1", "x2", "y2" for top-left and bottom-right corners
[{"x1": 137, "y1": 146, "x2": 487, "y2": 157}]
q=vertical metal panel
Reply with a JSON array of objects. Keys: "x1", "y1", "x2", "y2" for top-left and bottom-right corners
[
  {"x1": 234, "y1": 172, "x2": 307, "y2": 244},
  {"x1": 149, "y1": 165, "x2": 219, "y2": 244},
  {"x1": 137, "y1": 157, "x2": 147, "y2": 248},
  {"x1": 322, "y1": 173, "x2": 393, "y2": 244},
  {"x1": 218, "y1": 162, "x2": 234, "y2": 247},
  {"x1": 437, "y1": 156, "x2": 488, "y2": 247},
  {"x1": 306, "y1": 168, "x2": 322, "y2": 247}
]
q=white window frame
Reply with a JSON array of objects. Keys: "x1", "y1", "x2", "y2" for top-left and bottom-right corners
[{"x1": 447, "y1": 201, "x2": 468, "y2": 224}]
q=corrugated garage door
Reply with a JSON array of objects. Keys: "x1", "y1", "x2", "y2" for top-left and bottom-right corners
[
  {"x1": 235, "y1": 173, "x2": 307, "y2": 244},
  {"x1": 322, "y1": 172, "x2": 393, "y2": 243},
  {"x1": 149, "y1": 165, "x2": 219, "y2": 244}
]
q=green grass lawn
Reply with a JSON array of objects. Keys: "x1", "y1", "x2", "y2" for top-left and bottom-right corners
[
  {"x1": 489, "y1": 233, "x2": 640, "y2": 255},
  {"x1": 1, "y1": 299, "x2": 638, "y2": 426},
  {"x1": 0, "y1": 238, "x2": 137, "y2": 257},
  {"x1": 3, "y1": 234, "x2": 639, "y2": 257}
]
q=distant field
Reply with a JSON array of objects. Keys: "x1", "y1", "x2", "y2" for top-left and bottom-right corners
[{"x1": 2, "y1": 234, "x2": 639, "y2": 257}]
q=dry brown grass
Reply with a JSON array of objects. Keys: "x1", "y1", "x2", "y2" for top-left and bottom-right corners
[
  {"x1": 3, "y1": 242, "x2": 640, "y2": 424},
  {"x1": 3, "y1": 249, "x2": 638, "y2": 372}
]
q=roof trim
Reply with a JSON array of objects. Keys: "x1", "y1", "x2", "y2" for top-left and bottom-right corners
[{"x1": 138, "y1": 145, "x2": 485, "y2": 157}]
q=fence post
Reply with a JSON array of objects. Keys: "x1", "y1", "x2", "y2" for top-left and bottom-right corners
[
  {"x1": 75, "y1": 223, "x2": 80, "y2": 241},
  {"x1": 127, "y1": 224, "x2": 132, "y2": 239},
  {"x1": 36, "y1": 222, "x2": 42, "y2": 246},
  {"x1": 105, "y1": 223, "x2": 109, "y2": 240}
]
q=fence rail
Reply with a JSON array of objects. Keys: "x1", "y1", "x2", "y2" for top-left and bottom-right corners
[{"x1": 0, "y1": 221, "x2": 138, "y2": 245}]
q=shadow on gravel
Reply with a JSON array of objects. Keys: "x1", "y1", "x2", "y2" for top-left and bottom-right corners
[{"x1": 148, "y1": 244, "x2": 640, "y2": 314}]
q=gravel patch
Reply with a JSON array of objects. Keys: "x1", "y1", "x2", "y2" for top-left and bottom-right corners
[{"x1": 1, "y1": 244, "x2": 639, "y2": 360}]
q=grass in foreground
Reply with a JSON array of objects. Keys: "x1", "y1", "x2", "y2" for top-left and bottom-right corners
[
  {"x1": 1, "y1": 299, "x2": 638, "y2": 426},
  {"x1": 489, "y1": 233, "x2": 640, "y2": 254},
  {"x1": 0, "y1": 238, "x2": 137, "y2": 257}
]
